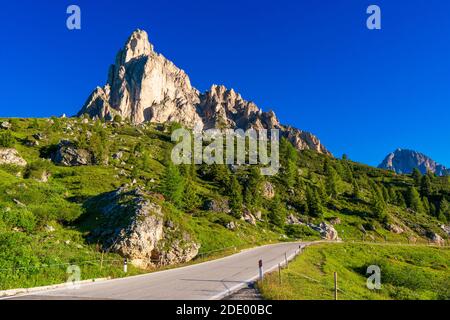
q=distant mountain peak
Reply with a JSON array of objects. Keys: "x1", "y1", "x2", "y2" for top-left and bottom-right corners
[
  {"x1": 378, "y1": 149, "x2": 448, "y2": 176},
  {"x1": 77, "y1": 29, "x2": 331, "y2": 155}
]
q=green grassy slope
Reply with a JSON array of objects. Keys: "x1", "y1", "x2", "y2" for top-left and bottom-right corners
[
  {"x1": 258, "y1": 243, "x2": 450, "y2": 300},
  {"x1": 0, "y1": 117, "x2": 448, "y2": 291}
]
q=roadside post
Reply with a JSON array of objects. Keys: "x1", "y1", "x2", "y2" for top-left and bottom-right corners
[
  {"x1": 259, "y1": 259, "x2": 263, "y2": 281},
  {"x1": 278, "y1": 263, "x2": 282, "y2": 284},
  {"x1": 334, "y1": 272, "x2": 338, "y2": 300},
  {"x1": 123, "y1": 258, "x2": 128, "y2": 273},
  {"x1": 285, "y1": 252, "x2": 288, "y2": 268}
]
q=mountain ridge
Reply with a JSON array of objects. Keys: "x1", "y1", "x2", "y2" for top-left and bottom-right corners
[
  {"x1": 78, "y1": 29, "x2": 330, "y2": 156},
  {"x1": 378, "y1": 148, "x2": 448, "y2": 176}
]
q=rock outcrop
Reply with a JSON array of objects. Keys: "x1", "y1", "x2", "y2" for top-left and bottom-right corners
[
  {"x1": 386, "y1": 223, "x2": 404, "y2": 234},
  {"x1": 78, "y1": 29, "x2": 330, "y2": 155},
  {"x1": 204, "y1": 199, "x2": 230, "y2": 213},
  {"x1": 88, "y1": 187, "x2": 200, "y2": 268},
  {"x1": 427, "y1": 231, "x2": 445, "y2": 246},
  {"x1": 379, "y1": 148, "x2": 448, "y2": 176},
  {"x1": 51, "y1": 140, "x2": 94, "y2": 166},
  {"x1": 0, "y1": 121, "x2": 11, "y2": 130},
  {"x1": 78, "y1": 29, "x2": 201, "y2": 127},
  {"x1": 261, "y1": 181, "x2": 275, "y2": 199},
  {"x1": 309, "y1": 222, "x2": 339, "y2": 240},
  {"x1": 0, "y1": 148, "x2": 27, "y2": 166},
  {"x1": 441, "y1": 225, "x2": 450, "y2": 236}
]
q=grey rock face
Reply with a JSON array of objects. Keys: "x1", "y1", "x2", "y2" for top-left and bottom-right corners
[
  {"x1": 426, "y1": 231, "x2": 445, "y2": 246},
  {"x1": 286, "y1": 214, "x2": 302, "y2": 225},
  {"x1": 310, "y1": 222, "x2": 339, "y2": 240},
  {"x1": 0, "y1": 148, "x2": 27, "y2": 166},
  {"x1": 204, "y1": 199, "x2": 230, "y2": 213},
  {"x1": 242, "y1": 210, "x2": 257, "y2": 225},
  {"x1": 440, "y1": 225, "x2": 450, "y2": 236},
  {"x1": 79, "y1": 29, "x2": 330, "y2": 155},
  {"x1": 51, "y1": 140, "x2": 94, "y2": 166},
  {"x1": 91, "y1": 187, "x2": 200, "y2": 268},
  {"x1": 0, "y1": 121, "x2": 11, "y2": 130},
  {"x1": 261, "y1": 181, "x2": 275, "y2": 199},
  {"x1": 386, "y1": 223, "x2": 404, "y2": 234},
  {"x1": 79, "y1": 29, "x2": 201, "y2": 127},
  {"x1": 379, "y1": 148, "x2": 448, "y2": 176}
]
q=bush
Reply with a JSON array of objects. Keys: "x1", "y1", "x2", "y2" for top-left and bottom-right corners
[
  {"x1": 0, "y1": 131, "x2": 15, "y2": 148},
  {"x1": 0, "y1": 207, "x2": 36, "y2": 232},
  {"x1": 284, "y1": 224, "x2": 319, "y2": 239},
  {"x1": 213, "y1": 214, "x2": 234, "y2": 228},
  {"x1": 24, "y1": 160, "x2": 51, "y2": 180},
  {"x1": 113, "y1": 115, "x2": 122, "y2": 123}
]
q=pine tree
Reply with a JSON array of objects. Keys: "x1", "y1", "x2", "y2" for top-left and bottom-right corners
[
  {"x1": 160, "y1": 161, "x2": 185, "y2": 207},
  {"x1": 245, "y1": 167, "x2": 262, "y2": 207},
  {"x1": 419, "y1": 174, "x2": 432, "y2": 198},
  {"x1": 371, "y1": 187, "x2": 387, "y2": 221},
  {"x1": 268, "y1": 195, "x2": 287, "y2": 227},
  {"x1": 381, "y1": 185, "x2": 390, "y2": 203},
  {"x1": 406, "y1": 186, "x2": 424, "y2": 214},
  {"x1": 395, "y1": 190, "x2": 407, "y2": 208},
  {"x1": 422, "y1": 196, "x2": 430, "y2": 215},
  {"x1": 352, "y1": 179, "x2": 360, "y2": 200},
  {"x1": 306, "y1": 186, "x2": 323, "y2": 218},
  {"x1": 325, "y1": 165, "x2": 339, "y2": 199},
  {"x1": 183, "y1": 178, "x2": 201, "y2": 212},
  {"x1": 439, "y1": 198, "x2": 449, "y2": 222},
  {"x1": 388, "y1": 186, "x2": 396, "y2": 204},
  {"x1": 411, "y1": 168, "x2": 422, "y2": 186},
  {"x1": 228, "y1": 176, "x2": 243, "y2": 218},
  {"x1": 280, "y1": 138, "x2": 298, "y2": 188}
]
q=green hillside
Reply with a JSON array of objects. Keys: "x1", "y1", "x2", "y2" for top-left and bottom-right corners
[
  {"x1": 259, "y1": 243, "x2": 450, "y2": 300},
  {"x1": 0, "y1": 117, "x2": 448, "y2": 290}
]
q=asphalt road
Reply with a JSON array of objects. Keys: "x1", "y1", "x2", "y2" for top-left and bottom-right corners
[{"x1": 8, "y1": 241, "x2": 309, "y2": 300}]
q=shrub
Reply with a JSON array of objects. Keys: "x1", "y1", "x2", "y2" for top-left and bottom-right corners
[
  {"x1": 214, "y1": 214, "x2": 234, "y2": 228},
  {"x1": 24, "y1": 160, "x2": 51, "y2": 180},
  {"x1": 284, "y1": 224, "x2": 319, "y2": 239},
  {"x1": 0, "y1": 131, "x2": 15, "y2": 148},
  {"x1": 0, "y1": 207, "x2": 36, "y2": 232}
]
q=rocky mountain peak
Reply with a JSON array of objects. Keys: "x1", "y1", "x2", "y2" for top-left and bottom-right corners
[
  {"x1": 117, "y1": 29, "x2": 154, "y2": 65},
  {"x1": 378, "y1": 149, "x2": 448, "y2": 176},
  {"x1": 78, "y1": 29, "x2": 331, "y2": 155}
]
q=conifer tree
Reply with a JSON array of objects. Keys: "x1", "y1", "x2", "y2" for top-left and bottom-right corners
[
  {"x1": 411, "y1": 168, "x2": 422, "y2": 186},
  {"x1": 268, "y1": 195, "x2": 287, "y2": 227},
  {"x1": 306, "y1": 186, "x2": 323, "y2": 218},
  {"x1": 183, "y1": 178, "x2": 201, "y2": 212},
  {"x1": 325, "y1": 165, "x2": 339, "y2": 199},
  {"x1": 245, "y1": 167, "x2": 262, "y2": 207},
  {"x1": 438, "y1": 198, "x2": 449, "y2": 222},
  {"x1": 406, "y1": 186, "x2": 424, "y2": 214},
  {"x1": 371, "y1": 188, "x2": 387, "y2": 221},
  {"x1": 160, "y1": 161, "x2": 185, "y2": 207},
  {"x1": 228, "y1": 175, "x2": 243, "y2": 218},
  {"x1": 419, "y1": 174, "x2": 432, "y2": 198},
  {"x1": 352, "y1": 179, "x2": 360, "y2": 200}
]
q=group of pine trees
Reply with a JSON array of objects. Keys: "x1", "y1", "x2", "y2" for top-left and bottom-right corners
[{"x1": 159, "y1": 134, "x2": 450, "y2": 227}]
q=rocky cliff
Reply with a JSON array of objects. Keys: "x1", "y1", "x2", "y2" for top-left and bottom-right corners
[
  {"x1": 78, "y1": 29, "x2": 330, "y2": 155},
  {"x1": 378, "y1": 148, "x2": 448, "y2": 176}
]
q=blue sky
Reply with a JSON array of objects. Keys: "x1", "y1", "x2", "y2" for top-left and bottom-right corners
[{"x1": 0, "y1": 0, "x2": 449, "y2": 167}]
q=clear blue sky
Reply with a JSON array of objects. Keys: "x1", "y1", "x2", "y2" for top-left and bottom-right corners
[{"x1": 1, "y1": 0, "x2": 449, "y2": 167}]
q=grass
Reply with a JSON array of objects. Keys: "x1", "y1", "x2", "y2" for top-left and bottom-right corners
[
  {"x1": 258, "y1": 243, "x2": 450, "y2": 300},
  {"x1": 0, "y1": 117, "x2": 448, "y2": 292}
]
